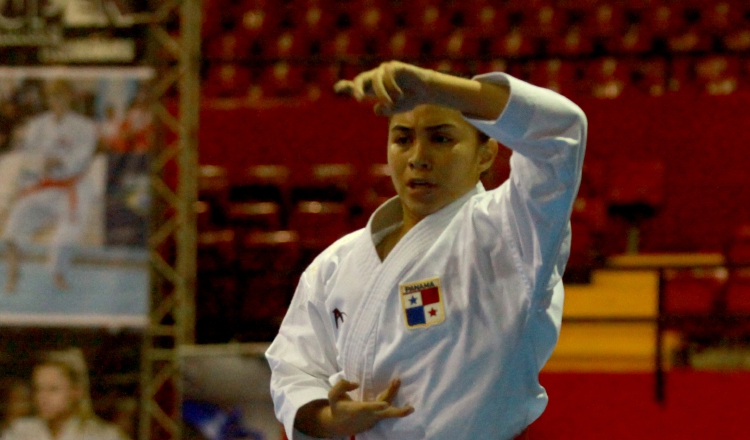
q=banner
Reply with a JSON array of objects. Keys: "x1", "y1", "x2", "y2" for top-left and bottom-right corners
[
  {"x1": 0, "y1": 328, "x2": 141, "y2": 439},
  {"x1": 0, "y1": 66, "x2": 153, "y2": 328}
]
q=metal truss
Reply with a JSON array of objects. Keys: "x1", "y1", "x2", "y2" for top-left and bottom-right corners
[{"x1": 140, "y1": 0, "x2": 201, "y2": 439}]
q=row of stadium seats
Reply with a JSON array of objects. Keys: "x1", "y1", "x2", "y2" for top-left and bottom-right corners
[
  {"x1": 204, "y1": 16, "x2": 750, "y2": 61},
  {"x1": 203, "y1": 55, "x2": 750, "y2": 100},
  {"x1": 204, "y1": 0, "x2": 750, "y2": 45}
]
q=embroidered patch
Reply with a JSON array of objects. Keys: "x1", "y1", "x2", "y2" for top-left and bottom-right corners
[{"x1": 400, "y1": 278, "x2": 445, "y2": 329}]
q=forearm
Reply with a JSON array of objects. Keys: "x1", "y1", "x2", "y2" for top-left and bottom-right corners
[{"x1": 423, "y1": 70, "x2": 511, "y2": 121}]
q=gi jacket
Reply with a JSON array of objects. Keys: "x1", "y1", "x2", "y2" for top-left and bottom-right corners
[{"x1": 266, "y1": 73, "x2": 587, "y2": 440}]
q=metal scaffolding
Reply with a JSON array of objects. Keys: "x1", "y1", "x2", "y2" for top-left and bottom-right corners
[{"x1": 139, "y1": 0, "x2": 201, "y2": 439}]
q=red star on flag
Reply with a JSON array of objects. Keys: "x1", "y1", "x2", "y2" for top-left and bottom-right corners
[{"x1": 428, "y1": 308, "x2": 437, "y2": 317}]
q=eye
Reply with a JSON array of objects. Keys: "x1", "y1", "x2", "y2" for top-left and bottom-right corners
[
  {"x1": 431, "y1": 133, "x2": 452, "y2": 144},
  {"x1": 392, "y1": 135, "x2": 411, "y2": 145}
]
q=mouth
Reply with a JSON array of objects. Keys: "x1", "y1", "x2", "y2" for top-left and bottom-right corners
[{"x1": 406, "y1": 179, "x2": 436, "y2": 189}]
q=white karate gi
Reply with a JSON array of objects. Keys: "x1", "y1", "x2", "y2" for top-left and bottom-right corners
[
  {"x1": 2, "y1": 110, "x2": 97, "y2": 275},
  {"x1": 266, "y1": 73, "x2": 587, "y2": 440},
  {"x1": 1, "y1": 416, "x2": 128, "y2": 440}
]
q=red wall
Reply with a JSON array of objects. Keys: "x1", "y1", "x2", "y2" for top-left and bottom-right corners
[{"x1": 199, "y1": 91, "x2": 750, "y2": 254}]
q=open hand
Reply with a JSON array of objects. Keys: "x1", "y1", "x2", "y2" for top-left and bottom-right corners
[
  {"x1": 334, "y1": 61, "x2": 435, "y2": 117},
  {"x1": 295, "y1": 378, "x2": 414, "y2": 438}
]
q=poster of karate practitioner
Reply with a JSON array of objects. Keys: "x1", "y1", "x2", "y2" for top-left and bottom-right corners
[{"x1": 0, "y1": 67, "x2": 154, "y2": 328}]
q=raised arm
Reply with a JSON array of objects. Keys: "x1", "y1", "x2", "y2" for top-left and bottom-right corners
[{"x1": 334, "y1": 60, "x2": 510, "y2": 120}]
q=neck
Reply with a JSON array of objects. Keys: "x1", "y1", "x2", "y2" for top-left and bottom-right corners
[{"x1": 47, "y1": 414, "x2": 71, "y2": 439}]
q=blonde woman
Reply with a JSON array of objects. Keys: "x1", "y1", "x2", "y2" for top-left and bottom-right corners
[{"x1": 1, "y1": 348, "x2": 129, "y2": 440}]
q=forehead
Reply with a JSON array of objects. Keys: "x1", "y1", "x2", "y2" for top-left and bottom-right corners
[
  {"x1": 389, "y1": 104, "x2": 474, "y2": 132},
  {"x1": 34, "y1": 364, "x2": 67, "y2": 382}
]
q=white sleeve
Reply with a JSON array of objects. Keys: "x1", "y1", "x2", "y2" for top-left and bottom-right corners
[
  {"x1": 465, "y1": 73, "x2": 587, "y2": 306},
  {"x1": 265, "y1": 264, "x2": 341, "y2": 440}
]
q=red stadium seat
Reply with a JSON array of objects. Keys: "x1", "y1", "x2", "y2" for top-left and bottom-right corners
[
  {"x1": 587, "y1": 57, "x2": 629, "y2": 99},
  {"x1": 606, "y1": 159, "x2": 665, "y2": 253},
  {"x1": 547, "y1": 24, "x2": 594, "y2": 56},
  {"x1": 292, "y1": 163, "x2": 357, "y2": 204},
  {"x1": 198, "y1": 164, "x2": 231, "y2": 228},
  {"x1": 228, "y1": 201, "x2": 283, "y2": 233},
  {"x1": 725, "y1": 268, "x2": 750, "y2": 315},
  {"x1": 259, "y1": 61, "x2": 306, "y2": 97},
  {"x1": 205, "y1": 32, "x2": 252, "y2": 61},
  {"x1": 198, "y1": 229, "x2": 237, "y2": 274},
  {"x1": 667, "y1": 25, "x2": 712, "y2": 53},
  {"x1": 723, "y1": 26, "x2": 750, "y2": 52},
  {"x1": 231, "y1": 164, "x2": 291, "y2": 206},
  {"x1": 266, "y1": 30, "x2": 311, "y2": 59},
  {"x1": 663, "y1": 268, "x2": 727, "y2": 316},
  {"x1": 694, "y1": 55, "x2": 739, "y2": 95},
  {"x1": 699, "y1": 2, "x2": 738, "y2": 37},
  {"x1": 632, "y1": 58, "x2": 667, "y2": 96},
  {"x1": 525, "y1": 4, "x2": 564, "y2": 40},
  {"x1": 289, "y1": 201, "x2": 351, "y2": 251},
  {"x1": 726, "y1": 224, "x2": 750, "y2": 267},
  {"x1": 608, "y1": 23, "x2": 654, "y2": 54},
  {"x1": 435, "y1": 30, "x2": 480, "y2": 59},
  {"x1": 528, "y1": 59, "x2": 577, "y2": 96},
  {"x1": 239, "y1": 230, "x2": 301, "y2": 275},
  {"x1": 408, "y1": 1, "x2": 454, "y2": 40},
  {"x1": 203, "y1": 64, "x2": 252, "y2": 99},
  {"x1": 492, "y1": 27, "x2": 536, "y2": 58},
  {"x1": 384, "y1": 30, "x2": 422, "y2": 59},
  {"x1": 321, "y1": 30, "x2": 365, "y2": 59},
  {"x1": 465, "y1": 2, "x2": 509, "y2": 38},
  {"x1": 584, "y1": 3, "x2": 626, "y2": 39}
]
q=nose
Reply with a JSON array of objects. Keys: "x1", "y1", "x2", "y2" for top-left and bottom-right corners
[{"x1": 408, "y1": 140, "x2": 432, "y2": 171}]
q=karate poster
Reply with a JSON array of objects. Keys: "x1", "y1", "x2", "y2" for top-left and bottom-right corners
[
  {"x1": 0, "y1": 328, "x2": 141, "y2": 439},
  {"x1": 0, "y1": 67, "x2": 153, "y2": 327}
]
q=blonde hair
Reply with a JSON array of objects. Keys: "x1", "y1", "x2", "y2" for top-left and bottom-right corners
[{"x1": 35, "y1": 348, "x2": 95, "y2": 421}]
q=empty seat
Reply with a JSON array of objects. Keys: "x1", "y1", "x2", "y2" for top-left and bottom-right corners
[
  {"x1": 321, "y1": 30, "x2": 365, "y2": 59},
  {"x1": 435, "y1": 30, "x2": 480, "y2": 59},
  {"x1": 547, "y1": 24, "x2": 594, "y2": 56},
  {"x1": 695, "y1": 55, "x2": 739, "y2": 95},
  {"x1": 587, "y1": 57, "x2": 629, "y2": 99},
  {"x1": 289, "y1": 201, "x2": 351, "y2": 251},
  {"x1": 528, "y1": 59, "x2": 577, "y2": 96},
  {"x1": 198, "y1": 164, "x2": 231, "y2": 227},
  {"x1": 726, "y1": 224, "x2": 750, "y2": 267},
  {"x1": 228, "y1": 201, "x2": 283, "y2": 232},
  {"x1": 203, "y1": 64, "x2": 252, "y2": 99},
  {"x1": 663, "y1": 268, "x2": 727, "y2": 315},
  {"x1": 198, "y1": 229, "x2": 237, "y2": 274},
  {"x1": 492, "y1": 27, "x2": 536, "y2": 58},
  {"x1": 238, "y1": 230, "x2": 300, "y2": 276},
  {"x1": 231, "y1": 164, "x2": 290, "y2": 207},
  {"x1": 631, "y1": 58, "x2": 667, "y2": 96},
  {"x1": 291, "y1": 163, "x2": 356, "y2": 204},
  {"x1": 384, "y1": 29, "x2": 422, "y2": 59},
  {"x1": 606, "y1": 159, "x2": 665, "y2": 253},
  {"x1": 259, "y1": 61, "x2": 306, "y2": 97},
  {"x1": 725, "y1": 268, "x2": 750, "y2": 315}
]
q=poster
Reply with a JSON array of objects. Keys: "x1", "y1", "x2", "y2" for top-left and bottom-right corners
[
  {"x1": 0, "y1": 328, "x2": 141, "y2": 439},
  {"x1": 0, "y1": 66, "x2": 153, "y2": 328}
]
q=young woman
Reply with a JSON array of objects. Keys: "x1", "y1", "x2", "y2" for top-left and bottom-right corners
[
  {"x1": 266, "y1": 61, "x2": 587, "y2": 440},
  {"x1": 1, "y1": 349, "x2": 128, "y2": 440}
]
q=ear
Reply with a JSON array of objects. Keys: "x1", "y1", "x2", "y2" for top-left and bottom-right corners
[{"x1": 477, "y1": 138, "x2": 498, "y2": 174}]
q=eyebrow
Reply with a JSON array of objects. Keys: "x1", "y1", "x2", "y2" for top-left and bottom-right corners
[{"x1": 390, "y1": 123, "x2": 457, "y2": 132}]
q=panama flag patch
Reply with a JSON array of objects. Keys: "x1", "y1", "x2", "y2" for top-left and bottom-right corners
[{"x1": 400, "y1": 277, "x2": 445, "y2": 329}]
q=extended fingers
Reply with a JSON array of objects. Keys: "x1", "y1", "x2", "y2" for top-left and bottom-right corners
[
  {"x1": 329, "y1": 379, "x2": 359, "y2": 403},
  {"x1": 376, "y1": 378, "x2": 401, "y2": 404},
  {"x1": 375, "y1": 404, "x2": 415, "y2": 419}
]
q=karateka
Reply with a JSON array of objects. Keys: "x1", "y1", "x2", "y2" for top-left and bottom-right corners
[
  {"x1": 2, "y1": 80, "x2": 97, "y2": 292},
  {"x1": 266, "y1": 60, "x2": 587, "y2": 440}
]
